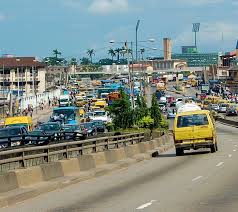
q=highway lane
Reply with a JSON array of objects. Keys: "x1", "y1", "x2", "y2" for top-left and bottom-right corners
[{"x1": 3, "y1": 123, "x2": 238, "y2": 212}]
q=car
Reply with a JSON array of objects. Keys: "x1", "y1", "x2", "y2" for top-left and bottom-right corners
[
  {"x1": 209, "y1": 104, "x2": 219, "y2": 112},
  {"x1": 62, "y1": 124, "x2": 87, "y2": 140},
  {"x1": 80, "y1": 122, "x2": 97, "y2": 136},
  {"x1": 167, "y1": 109, "x2": 176, "y2": 119},
  {"x1": 38, "y1": 122, "x2": 63, "y2": 140},
  {"x1": 218, "y1": 103, "x2": 228, "y2": 113},
  {"x1": 24, "y1": 130, "x2": 51, "y2": 145},
  {"x1": 91, "y1": 110, "x2": 112, "y2": 123},
  {"x1": 92, "y1": 120, "x2": 106, "y2": 133},
  {"x1": 185, "y1": 84, "x2": 191, "y2": 88},
  {"x1": 0, "y1": 126, "x2": 28, "y2": 148},
  {"x1": 226, "y1": 106, "x2": 238, "y2": 116}
]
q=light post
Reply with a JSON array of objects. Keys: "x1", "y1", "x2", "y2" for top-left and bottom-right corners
[
  {"x1": 16, "y1": 58, "x2": 20, "y2": 98},
  {"x1": 32, "y1": 59, "x2": 38, "y2": 114},
  {"x1": 136, "y1": 20, "x2": 140, "y2": 62},
  {"x1": 110, "y1": 39, "x2": 155, "y2": 108}
]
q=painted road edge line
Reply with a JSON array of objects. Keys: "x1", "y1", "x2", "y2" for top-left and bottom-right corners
[
  {"x1": 229, "y1": 154, "x2": 232, "y2": 158},
  {"x1": 233, "y1": 149, "x2": 237, "y2": 152},
  {"x1": 136, "y1": 200, "x2": 157, "y2": 210},
  {"x1": 192, "y1": 176, "x2": 203, "y2": 182},
  {"x1": 216, "y1": 162, "x2": 224, "y2": 167}
]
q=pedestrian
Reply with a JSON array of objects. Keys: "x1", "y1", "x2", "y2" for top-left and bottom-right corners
[{"x1": 48, "y1": 99, "x2": 51, "y2": 107}]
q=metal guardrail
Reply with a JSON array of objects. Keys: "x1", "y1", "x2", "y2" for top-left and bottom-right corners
[{"x1": 0, "y1": 133, "x2": 144, "y2": 170}]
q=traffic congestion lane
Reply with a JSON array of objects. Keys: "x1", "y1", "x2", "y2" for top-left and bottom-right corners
[{"x1": 3, "y1": 123, "x2": 238, "y2": 212}]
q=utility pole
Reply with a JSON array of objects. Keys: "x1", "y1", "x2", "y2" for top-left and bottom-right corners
[{"x1": 136, "y1": 20, "x2": 140, "y2": 62}]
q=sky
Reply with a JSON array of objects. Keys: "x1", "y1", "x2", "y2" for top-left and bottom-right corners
[{"x1": 0, "y1": 0, "x2": 238, "y2": 61}]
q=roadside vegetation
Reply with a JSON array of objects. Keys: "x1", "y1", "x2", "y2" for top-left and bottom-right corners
[{"x1": 107, "y1": 90, "x2": 169, "y2": 133}]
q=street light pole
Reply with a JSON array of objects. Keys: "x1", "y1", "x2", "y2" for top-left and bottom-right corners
[
  {"x1": 16, "y1": 58, "x2": 20, "y2": 98},
  {"x1": 136, "y1": 20, "x2": 140, "y2": 62}
]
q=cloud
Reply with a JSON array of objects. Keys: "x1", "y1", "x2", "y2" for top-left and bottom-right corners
[
  {"x1": 88, "y1": 0, "x2": 129, "y2": 14},
  {"x1": 174, "y1": 22, "x2": 238, "y2": 51},
  {"x1": 0, "y1": 13, "x2": 6, "y2": 22}
]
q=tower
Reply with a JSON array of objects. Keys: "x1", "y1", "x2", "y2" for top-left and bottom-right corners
[{"x1": 163, "y1": 38, "x2": 172, "y2": 60}]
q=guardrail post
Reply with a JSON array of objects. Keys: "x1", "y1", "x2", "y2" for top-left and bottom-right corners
[
  {"x1": 65, "y1": 145, "x2": 69, "y2": 159},
  {"x1": 93, "y1": 140, "x2": 97, "y2": 153},
  {"x1": 116, "y1": 136, "x2": 119, "y2": 148},
  {"x1": 105, "y1": 138, "x2": 109, "y2": 150},
  {"x1": 131, "y1": 135, "x2": 134, "y2": 145},
  {"x1": 22, "y1": 151, "x2": 26, "y2": 168},
  {"x1": 44, "y1": 147, "x2": 50, "y2": 163}
]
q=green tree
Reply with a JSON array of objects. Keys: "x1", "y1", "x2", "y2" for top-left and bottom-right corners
[
  {"x1": 80, "y1": 57, "x2": 90, "y2": 65},
  {"x1": 70, "y1": 57, "x2": 78, "y2": 66},
  {"x1": 52, "y1": 49, "x2": 62, "y2": 59},
  {"x1": 150, "y1": 94, "x2": 162, "y2": 128},
  {"x1": 108, "y1": 48, "x2": 116, "y2": 61},
  {"x1": 87, "y1": 49, "x2": 95, "y2": 63},
  {"x1": 114, "y1": 48, "x2": 121, "y2": 61}
]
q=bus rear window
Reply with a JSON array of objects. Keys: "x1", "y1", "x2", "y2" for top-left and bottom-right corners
[{"x1": 177, "y1": 114, "x2": 208, "y2": 128}]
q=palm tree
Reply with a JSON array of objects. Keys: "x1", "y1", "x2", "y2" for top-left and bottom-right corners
[
  {"x1": 120, "y1": 46, "x2": 126, "y2": 59},
  {"x1": 140, "y1": 48, "x2": 145, "y2": 60},
  {"x1": 114, "y1": 48, "x2": 121, "y2": 61},
  {"x1": 87, "y1": 49, "x2": 95, "y2": 63},
  {"x1": 108, "y1": 48, "x2": 116, "y2": 61},
  {"x1": 70, "y1": 57, "x2": 78, "y2": 66},
  {"x1": 52, "y1": 49, "x2": 61, "y2": 59}
]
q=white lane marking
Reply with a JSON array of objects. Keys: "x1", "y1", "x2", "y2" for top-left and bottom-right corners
[
  {"x1": 192, "y1": 176, "x2": 203, "y2": 182},
  {"x1": 136, "y1": 200, "x2": 157, "y2": 210},
  {"x1": 229, "y1": 154, "x2": 232, "y2": 158},
  {"x1": 235, "y1": 145, "x2": 238, "y2": 147},
  {"x1": 216, "y1": 162, "x2": 224, "y2": 167},
  {"x1": 233, "y1": 149, "x2": 237, "y2": 152}
]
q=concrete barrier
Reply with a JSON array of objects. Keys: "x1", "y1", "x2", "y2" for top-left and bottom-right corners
[
  {"x1": 0, "y1": 172, "x2": 18, "y2": 193},
  {"x1": 124, "y1": 144, "x2": 140, "y2": 158},
  {"x1": 40, "y1": 163, "x2": 64, "y2": 181},
  {"x1": 138, "y1": 142, "x2": 150, "y2": 153},
  {"x1": 59, "y1": 159, "x2": 80, "y2": 176},
  {"x1": 77, "y1": 155, "x2": 96, "y2": 171},
  {"x1": 104, "y1": 148, "x2": 126, "y2": 163},
  {"x1": 14, "y1": 167, "x2": 43, "y2": 187},
  {"x1": 0, "y1": 133, "x2": 173, "y2": 208}
]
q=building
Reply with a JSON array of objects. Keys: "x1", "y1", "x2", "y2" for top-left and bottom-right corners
[
  {"x1": 163, "y1": 38, "x2": 172, "y2": 60},
  {"x1": 0, "y1": 57, "x2": 46, "y2": 96},
  {"x1": 172, "y1": 53, "x2": 220, "y2": 67},
  {"x1": 46, "y1": 65, "x2": 69, "y2": 89},
  {"x1": 145, "y1": 59, "x2": 187, "y2": 70}
]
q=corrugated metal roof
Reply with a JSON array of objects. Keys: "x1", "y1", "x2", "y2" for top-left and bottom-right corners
[{"x1": 0, "y1": 57, "x2": 46, "y2": 68}]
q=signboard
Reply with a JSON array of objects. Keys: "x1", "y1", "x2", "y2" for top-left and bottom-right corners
[{"x1": 201, "y1": 84, "x2": 209, "y2": 92}]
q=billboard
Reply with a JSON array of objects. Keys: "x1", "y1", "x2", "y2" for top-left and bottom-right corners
[{"x1": 182, "y1": 46, "x2": 198, "y2": 54}]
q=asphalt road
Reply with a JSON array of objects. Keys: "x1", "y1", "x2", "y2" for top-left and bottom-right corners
[{"x1": 2, "y1": 123, "x2": 238, "y2": 212}]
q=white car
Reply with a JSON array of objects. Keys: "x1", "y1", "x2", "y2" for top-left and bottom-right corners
[{"x1": 91, "y1": 111, "x2": 112, "y2": 123}]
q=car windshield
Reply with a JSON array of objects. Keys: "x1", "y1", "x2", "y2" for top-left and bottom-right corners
[
  {"x1": 60, "y1": 99, "x2": 69, "y2": 103},
  {"x1": 220, "y1": 104, "x2": 228, "y2": 107},
  {"x1": 94, "y1": 111, "x2": 106, "y2": 116},
  {"x1": 93, "y1": 121, "x2": 104, "y2": 126},
  {"x1": 30, "y1": 131, "x2": 44, "y2": 135},
  {"x1": 63, "y1": 125, "x2": 80, "y2": 131},
  {"x1": 82, "y1": 123, "x2": 93, "y2": 128},
  {"x1": 0, "y1": 128, "x2": 22, "y2": 137},
  {"x1": 39, "y1": 124, "x2": 60, "y2": 131},
  {"x1": 177, "y1": 114, "x2": 209, "y2": 128},
  {"x1": 6, "y1": 123, "x2": 28, "y2": 128}
]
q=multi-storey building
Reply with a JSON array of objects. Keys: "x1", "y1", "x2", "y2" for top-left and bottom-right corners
[{"x1": 0, "y1": 57, "x2": 46, "y2": 96}]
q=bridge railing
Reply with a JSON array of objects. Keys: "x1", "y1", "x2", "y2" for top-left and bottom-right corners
[{"x1": 0, "y1": 133, "x2": 144, "y2": 172}]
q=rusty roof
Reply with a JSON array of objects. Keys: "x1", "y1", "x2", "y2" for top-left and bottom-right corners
[{"x1": 0, "y1": 57, "x2": 46, "y2": 68}]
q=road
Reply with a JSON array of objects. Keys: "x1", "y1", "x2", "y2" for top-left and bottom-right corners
[{"x1": 2, "y1": 123, "x2": 238, "y2": 212}]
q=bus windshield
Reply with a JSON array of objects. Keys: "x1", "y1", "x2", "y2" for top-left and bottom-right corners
[{"x1": 53, "y1": 108, "x2": 76, "y2": 120}]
